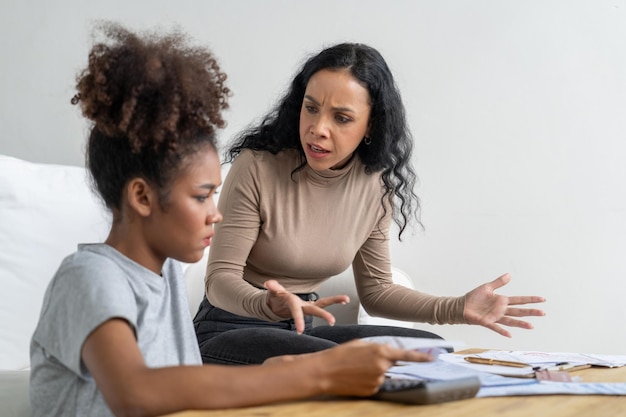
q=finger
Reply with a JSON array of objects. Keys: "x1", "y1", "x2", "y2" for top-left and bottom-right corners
[
  {"x1": 485, "y1": 322, "x2": 512, "y2": 338},
  {"x1": 487, "y1": 273, "x2": 511, "y2": 291},
  {"x1": 507, "y1": 296, "x2": 546, "y2": 305},
  {"x1": 497, "y1": 316, "x2": 535, "y2": 329},
  {"x1": 302, "y1": 304, "x2": 337, "y2": 326},
  {"x1": 264, "y1": 280, "x2": 307, "y2": 332},
  {"x1": 314, "y1": 295, "x2": 350, "y2": 308},
  {"x1": 289, "y1": 298, "x2": 306, "y2": 334},
  {"x1": 504, "y1": 307, "x2": 546, "y2": 317},
  {"x1": 264, "y1": 279, "x2": 287, "y2": 295}
]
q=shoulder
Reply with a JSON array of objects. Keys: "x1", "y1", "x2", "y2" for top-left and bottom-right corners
[
  {"x1": 59, "y1": 244, "x2": 127, "y2": 276},
  {"x1": 350, "y1": 157, "x2": 387, "y2": 193},
  {"x1": 228, "y1": 148, "x2": 301, "y2": 182},
  {"x1": 55, "y1": 245, "x2": 122, "y2": 284},
  {"x1": 31, "y1": 245, "x2": 142, "y2": 378},
  {"x1": 47, "y1": 245, "x2": 137, "y2": 308},
  {"x1": 35, "y1": 245, "x2": 143, "y2": 337},
  {"x1": 232, "y1": 148, "x2": 300, "y2": 168}
]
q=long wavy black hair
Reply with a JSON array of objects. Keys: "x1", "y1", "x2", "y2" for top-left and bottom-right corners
[{"x1": 227, "y1": 43, "x2": 420, "y2": 238}]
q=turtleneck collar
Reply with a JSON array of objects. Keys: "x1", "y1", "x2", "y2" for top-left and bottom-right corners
[{"x1": 303, "y1": 153, "x2": 359, "y2": 186}]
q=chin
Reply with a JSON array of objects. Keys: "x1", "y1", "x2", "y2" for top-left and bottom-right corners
[
  {"x1": 176, "y1": 250, "x2": 204, "y2": 264},
  {"x1": 305, "y1": 159, "x2": 332, "y2": 172}
]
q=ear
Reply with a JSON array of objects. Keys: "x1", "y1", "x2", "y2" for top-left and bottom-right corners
[
  {"x1": 125, "y1": 178, "x2": 156, "y2": 217},
  {"x1": 365, "y1": 119, "x2": 373, "y2": 138}
]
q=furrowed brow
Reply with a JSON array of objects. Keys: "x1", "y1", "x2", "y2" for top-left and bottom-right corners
[{"x1": 304, "y1": 95, "x2": 354, "y2": 113}]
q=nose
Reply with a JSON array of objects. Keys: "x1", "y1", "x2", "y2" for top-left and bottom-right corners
[
  {"x1": 310, "y1": 114, "x2": 330, "y2": 138},
  {"x1": 207, "y1": 204, "x2": 223, "y2": 225}
]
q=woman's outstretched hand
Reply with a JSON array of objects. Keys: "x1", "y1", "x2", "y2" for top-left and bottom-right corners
[
  {"x1": 463, "y1": 273, "x2": 545, "y2": 337},
  {"x1": 264, "y1": 279, "x2": 350, "y2": 334}
]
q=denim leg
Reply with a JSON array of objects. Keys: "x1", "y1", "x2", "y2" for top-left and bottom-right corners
[
  {"x1": 193, "y1": 296, "x2": 337, "y2": 365},
  {"x1": 198, "y1": 327, "x2": 337, "y2": 365},
  {"x1": 310, "y1": 324, "x2": 444, "y2": 345}
]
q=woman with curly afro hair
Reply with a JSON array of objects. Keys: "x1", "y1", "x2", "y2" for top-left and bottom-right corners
[{"x1": 29, "y1": 22, "x2": 432, "y2": 417}]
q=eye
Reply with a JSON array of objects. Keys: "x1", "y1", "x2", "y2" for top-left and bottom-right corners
[
  {"x1": 304, "y1": 104, "x2": 318, "y2": 114},
  {"x1": 335, "y1": 114, "x2": 352, "y2": 124},
  {"x1": 195, "y1": 190, "x2": 219, "y2": 203}
]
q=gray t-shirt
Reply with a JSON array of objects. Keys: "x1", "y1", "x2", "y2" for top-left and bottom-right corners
[{"x1": 30, "y1": 244, "x2": 201, "y2": 417}]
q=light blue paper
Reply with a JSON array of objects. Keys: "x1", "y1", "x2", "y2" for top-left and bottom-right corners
[
  {"x1": 477, "y1": 381, "x2": 626, "y2": 397},
  {"x1": 388, "y1": 359, "x2": 536, "y2": 388}
]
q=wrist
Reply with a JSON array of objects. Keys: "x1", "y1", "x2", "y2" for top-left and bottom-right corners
[
  {"x1": 257, "y1": 292, "x2": 285, "y2": 321},
  {"x1": 300, "y1": 352, "x2": 332, "y2": 395}
]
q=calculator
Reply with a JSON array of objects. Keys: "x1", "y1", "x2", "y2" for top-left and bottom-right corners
[{"x1": 372, "y1": 376, "x2": 481, "y2": 405}]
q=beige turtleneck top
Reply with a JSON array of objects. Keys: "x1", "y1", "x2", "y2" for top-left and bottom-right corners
[{"x1": 205, "y1": 149, "x2": 466, "y2": 324}]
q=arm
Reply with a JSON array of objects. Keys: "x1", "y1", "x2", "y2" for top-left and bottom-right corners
[
  {"x1": 206, "y1": 152, "x2": 348, "y2": 324},
  {"x1": 354, "y1": 242, "x2": 467, "y2": 325},
  {"x1": 82, "y1": 318, "x2": 432, "y2": 416},
  {"x1": 352, "y1": 209, "x2": 467, "y2": 325},
  {"x1": 353, "y1": 210, "x2": 545, "y2": 334},
  {"x1": 204, "y1": 151, "x2": 280, "y2": 320}
]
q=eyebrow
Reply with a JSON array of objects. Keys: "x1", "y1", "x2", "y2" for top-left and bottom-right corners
[
  {"x1": 304, "y1": 95, "x2": 355, "y2": 113},
  {"x1": 196, "y1": 183, "x2": 218, "y2": 191}
]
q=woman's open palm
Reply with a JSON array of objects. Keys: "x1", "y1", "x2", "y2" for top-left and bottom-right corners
[{"x1": 463, "y1": 273, "x2": 546, "y2": 337}]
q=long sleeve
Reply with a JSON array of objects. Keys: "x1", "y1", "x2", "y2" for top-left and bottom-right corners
[
  {"x1": 205, "y1": 149, "x2": 467, "y2": 325},
  {"x1": 352, "y1": 209, "x2": 467, "y2": 325},
  {"x1": 205, "y1": 151, "x2": 284, "y2": 321}
]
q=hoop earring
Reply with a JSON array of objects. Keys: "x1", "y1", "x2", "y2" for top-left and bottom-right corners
[{"x1": 363, "y1": 136, "x2": 371, "y2": 145}]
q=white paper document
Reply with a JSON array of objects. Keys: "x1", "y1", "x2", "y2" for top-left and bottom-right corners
[
  {"x1": 438, "y1": 352, "x2": 536, "y2": 377},
  {"x1": 466, "y1": 350, "x2": 626, "y2": 368}
]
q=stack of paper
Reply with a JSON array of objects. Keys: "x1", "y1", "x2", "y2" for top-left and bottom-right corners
[{"x1": 363, "y1": 336, "x2": 626, "y2": 398}]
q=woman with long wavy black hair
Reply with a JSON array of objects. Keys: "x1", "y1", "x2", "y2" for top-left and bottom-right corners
[{"x1": 194, "y1": 42, "x2": 545, "y2": 365}]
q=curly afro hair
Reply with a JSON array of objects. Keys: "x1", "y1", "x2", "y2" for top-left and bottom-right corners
[{"x1": 72, "y1": 21, "x2": 230, "y2": 211}]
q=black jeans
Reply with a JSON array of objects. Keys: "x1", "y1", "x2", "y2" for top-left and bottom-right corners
[{"x1": 193, "y1": 295, "x2": 443, "y2": 365}]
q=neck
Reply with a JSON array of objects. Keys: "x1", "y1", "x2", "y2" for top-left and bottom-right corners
[{"x1": 105, "y1": 223, "x2": 165, "y2": 275}]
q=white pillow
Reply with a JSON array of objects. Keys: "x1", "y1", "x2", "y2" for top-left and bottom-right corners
[
  {"x1": 357, "y1": 267, "x2": 417, "y2": 329},
  {"x1": 0, "y1": 155, "x2": 110, "y2": 370}
]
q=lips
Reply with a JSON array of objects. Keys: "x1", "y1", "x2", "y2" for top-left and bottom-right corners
[
  {"x1": 306, "y1": 143, "x2": 331, "y2": 160},
  {"x1": 309, "y1": 144, "x2": 329, "y2": 153}
]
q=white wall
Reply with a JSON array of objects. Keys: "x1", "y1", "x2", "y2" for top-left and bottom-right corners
[{"x1": 1, "y1": 0, "x2": 625, "y2": 354}]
